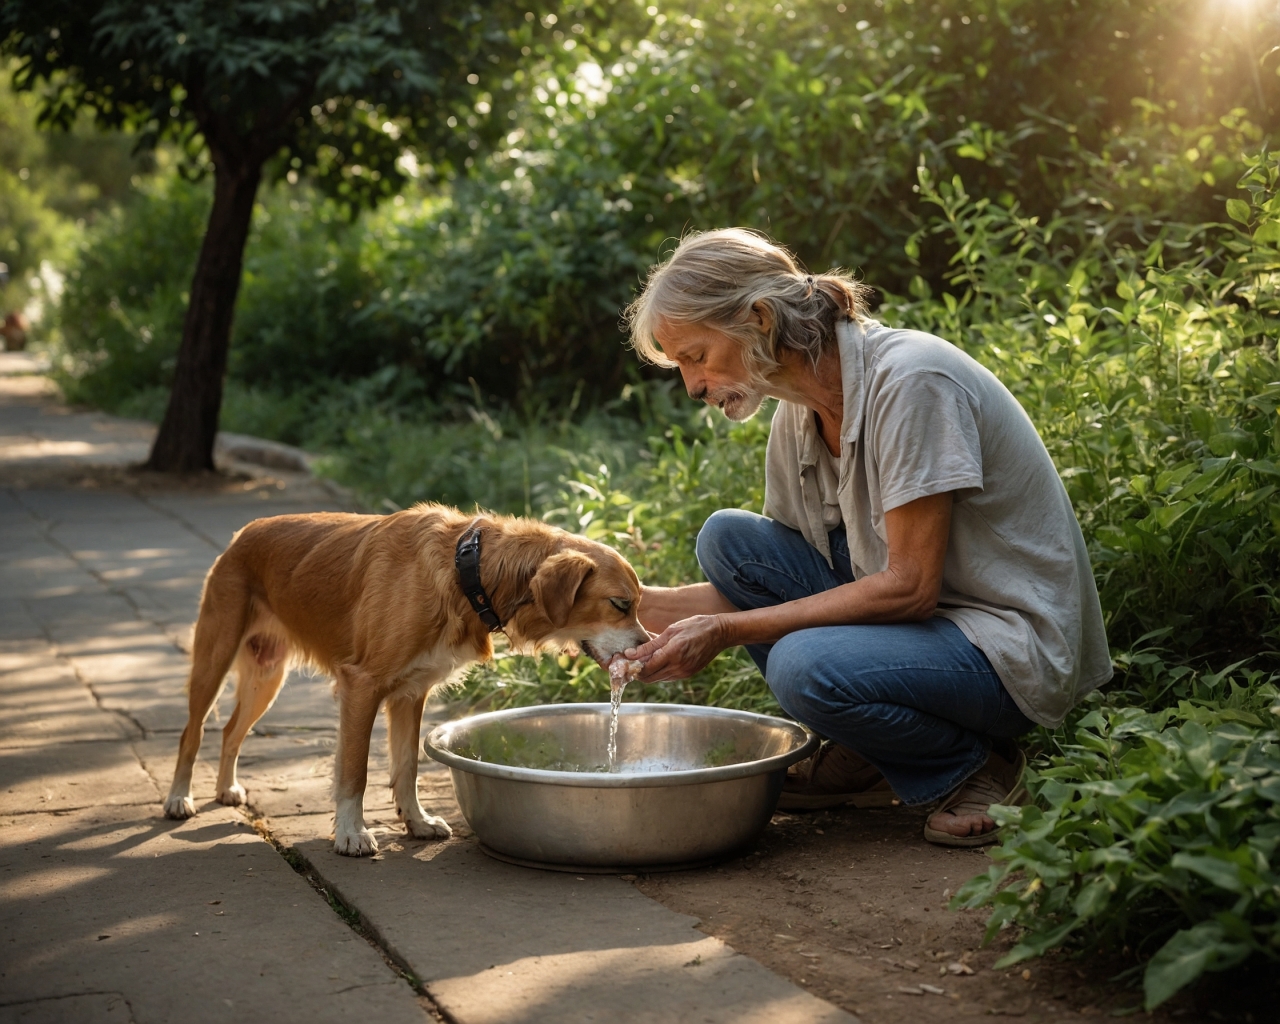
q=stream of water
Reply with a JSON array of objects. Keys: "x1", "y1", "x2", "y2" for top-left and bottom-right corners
[{"x1": 607, "y1": 681, "x2": 626, "y2": 770}]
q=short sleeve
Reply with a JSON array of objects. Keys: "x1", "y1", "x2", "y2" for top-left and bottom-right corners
[{"x1": 869, "y1": 372, "x2": 984, "y2": 511}]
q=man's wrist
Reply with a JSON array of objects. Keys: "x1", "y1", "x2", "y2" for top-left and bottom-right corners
[{"x1": 711, "y1": 612, "x2": 737, "y2": 650}]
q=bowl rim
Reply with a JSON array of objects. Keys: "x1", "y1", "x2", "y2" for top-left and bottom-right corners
[{"x1": 424, "y1": 702, "x2": 819, "y2": 789}]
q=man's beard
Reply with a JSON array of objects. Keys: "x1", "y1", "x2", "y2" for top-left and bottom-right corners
[{"x1": 695, "y1": 384, "x2": 766, "y2": 422}]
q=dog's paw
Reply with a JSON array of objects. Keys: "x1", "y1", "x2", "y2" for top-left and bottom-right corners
[
  {"x1": 163, "y1": 794, "x2": 196, "y2": 820},
  {"x1": 405, "y1": 814, "x2": 453, "y2": 840},
  {"x1": 216, "y1": 783, "x2": 247, "y2": 807},
  {"x1": 334, "y1": 828, "x2": 378, "y2": 857}
]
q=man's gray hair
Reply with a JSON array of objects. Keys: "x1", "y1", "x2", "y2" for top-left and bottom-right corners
[{"x1": 624, "y1": 228, "x2": 871, "y2": 387}]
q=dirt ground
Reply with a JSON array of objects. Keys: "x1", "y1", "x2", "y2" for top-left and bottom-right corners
[{"x1": 636, "y1": 805, "x2": 1271, "y2": 1024}]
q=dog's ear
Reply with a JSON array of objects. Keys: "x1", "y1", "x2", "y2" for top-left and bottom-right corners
[{"x1": 529, "y1": 551, "x2": 595, "y2": 628}]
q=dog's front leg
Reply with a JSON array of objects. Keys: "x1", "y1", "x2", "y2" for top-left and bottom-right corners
[
  {"x1": 333, "y1": 668, "x2": 382, "y2": 856},
  {"x1": 387, "y1": 691, "x2": 452, "y2": 840}
]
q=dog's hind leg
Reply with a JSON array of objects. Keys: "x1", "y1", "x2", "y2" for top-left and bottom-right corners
[
  {"x1": 164, "y1": 579, "x2": 246, "y2": 819},
  {"x1": 386, "y1": 692, "x2": 452, "y2": 841},
  {"x1": 332, "y1": 666, "x2": 383, "y2": 857},
  {"x1": 215, "y1": 635, "x2": 289, "y2": 807}
]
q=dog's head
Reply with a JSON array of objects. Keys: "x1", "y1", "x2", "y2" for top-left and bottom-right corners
[{"x1": 520, "y1": 536, "x2": 648, "y2": 664}]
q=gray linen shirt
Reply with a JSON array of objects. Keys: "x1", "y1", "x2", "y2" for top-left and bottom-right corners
[{"x1": 762, "y1": 319, "x2": 1112, "y2": 727}]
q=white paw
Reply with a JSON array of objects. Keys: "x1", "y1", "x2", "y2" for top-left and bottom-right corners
[
  {"x1": 163, "y1": 794, "x2": 196, "y2": 819},
  {"x1": 216, "y1": 783, "x2": 246, "y2": 807},
  {"x1": 404, "y1": 814, "x2": 453, "y2": 840},
  {"x1": 334, "y1": 828, "x2": 378, "y2": 857}
]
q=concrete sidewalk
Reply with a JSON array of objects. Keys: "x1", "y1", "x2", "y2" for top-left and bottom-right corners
[{"x1": 0, "y1": 355, "x2": 857, "y2": 1024}]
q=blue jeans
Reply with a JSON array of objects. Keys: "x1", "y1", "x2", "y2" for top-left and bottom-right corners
[{"x1": 696, "y1": 509, "x2": 1033, "y2": 806}]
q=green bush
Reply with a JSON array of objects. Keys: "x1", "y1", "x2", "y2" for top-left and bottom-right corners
[
  {"x1": 54, "y1": 176, "x2": 208, "y2": 410},
  {"x1": 881, "y1": 152, "x2": 1280, "y2": 661},
  {"x1": 51, "y1": 0, "x2": 1278, "y2": 411},
  {"x1": 953, "y1": 701, "x2": 1280, "y2": 1011}
]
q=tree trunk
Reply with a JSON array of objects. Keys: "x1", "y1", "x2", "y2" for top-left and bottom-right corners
[{"x1": 144, "y1": 158, "x2": 262, "y2": 473}]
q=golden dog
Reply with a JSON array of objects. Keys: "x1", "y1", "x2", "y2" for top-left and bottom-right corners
[{"x1": 162, "y1": 504, "x2": 648, "y2": 856}]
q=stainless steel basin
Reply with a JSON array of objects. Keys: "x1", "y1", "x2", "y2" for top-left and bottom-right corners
[{"x1": 425, "y1": 703, "x2": 818, "y2": 871}]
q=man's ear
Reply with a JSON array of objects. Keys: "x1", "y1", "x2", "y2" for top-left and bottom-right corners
[
  {"x1": 529, "y1": 551, "x2": 595, "y2": 628},
  {"x1": 750, "y1": 299, "x2": 775, "y2": 335}
]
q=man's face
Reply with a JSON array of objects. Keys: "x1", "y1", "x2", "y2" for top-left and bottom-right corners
[{"x1": 652, "y1": 320, "x2": 765, "y2": 421}]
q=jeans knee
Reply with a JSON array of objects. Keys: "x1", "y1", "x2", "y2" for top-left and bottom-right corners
[
  {"x1": 765, "y1": 633, "x2": 824, "y2": 720},
  {"x1": 695, "y1": 508, "x2": 765, "y2": 589}
]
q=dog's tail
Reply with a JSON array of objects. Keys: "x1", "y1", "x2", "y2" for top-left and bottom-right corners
[
  {"x1": 185, "y1": 547, "x2": 258, "y2": 715},
  {"x1": 167, "y1": 548, "x2": 259, "y2": 805}
]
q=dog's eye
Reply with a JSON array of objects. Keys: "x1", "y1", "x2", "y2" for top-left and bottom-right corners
[{"x1": 609, "y1": 598, "x2": 632, "y2": 614}]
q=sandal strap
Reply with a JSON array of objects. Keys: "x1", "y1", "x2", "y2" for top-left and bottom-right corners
[{"x1": 936, "y1": 751, "x2": 1026, "y2": 817}]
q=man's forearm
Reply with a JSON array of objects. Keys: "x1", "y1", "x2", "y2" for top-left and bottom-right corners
[
  {"x1": 638, "y1": 582, "x2": 738, "y2": 633},
  {"x1": 717, "y1": 565, "x2": 938, "y2": 648}
]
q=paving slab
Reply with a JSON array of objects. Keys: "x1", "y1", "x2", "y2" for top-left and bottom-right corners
[
  {"x1": 0, "y1": 737, "x2": 158, "y2": 815},
  {"x1": 0, "y1": 992, "x2": 134, "y2": 1024},
  {"x1": 0, "y1": 805, "x2": 427, "y2": 1024},
  {"x1": 0, "y1": 641, "x2": 134, "y2": 747},
  {"x1": 271, "y1": 834, "x2": 855, "y2": 1024}
]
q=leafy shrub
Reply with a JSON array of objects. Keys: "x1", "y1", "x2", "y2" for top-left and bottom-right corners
[
  {"x1": 230, "y1": 188, "x2": 387, "y2": 388},
  {"x1": 52, "y1": 1, "x2": 1279, "y2": 412},
  {"x1": 953, "y1": 700, "x2": 1280, "y2": 1010},
  {"x1": 881, "y1": 152, "x2": 1280, "y2": 662},
  {"x1": 54, "y1": 176, "x2": 207, "y2": 410}
]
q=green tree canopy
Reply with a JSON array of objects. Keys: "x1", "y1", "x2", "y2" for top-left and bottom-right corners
[{"x1": 0, "y1": 0, "x2": 579, "y2": 470}]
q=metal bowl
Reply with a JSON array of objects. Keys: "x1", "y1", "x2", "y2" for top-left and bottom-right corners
[{"x1": 425, "y1": 703, "x2": 818, "y2": 872}]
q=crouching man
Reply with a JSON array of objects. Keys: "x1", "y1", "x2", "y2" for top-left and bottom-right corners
[{"x1": 623, "y1": 228, "x2": 1111, "y2": 846}]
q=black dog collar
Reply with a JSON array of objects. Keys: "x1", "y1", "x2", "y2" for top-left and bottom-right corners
[{"x1": 455, "y1": 517, "x2": 504, "y2": 633}]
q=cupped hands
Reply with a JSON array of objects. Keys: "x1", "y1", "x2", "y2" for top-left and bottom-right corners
[{"x1": 624, "y1": 613, "x2": 732, "y2": 683}]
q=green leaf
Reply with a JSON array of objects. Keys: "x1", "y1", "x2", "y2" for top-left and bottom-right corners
[
  {"x1": 1144, "y1": 923, "x2": 1252, "y2": 1010},
  {"x1": 1170, "y1": 853, "x2": 1245, "y2": 894},
  {"x1": 1253, "y1": 219, "x2": 1280, "y2": 245},
  {"x1": 1073, "y1": 876, "x2": 1113, "y2": 919},
  {"x1": 1144, "y1": 926, "x2": 1220, "y2": 1009},
  {"x1": 1225, "y1": 198, "x2": 1252, "y2": 224}
]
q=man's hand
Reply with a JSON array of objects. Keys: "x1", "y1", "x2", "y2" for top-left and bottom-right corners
[{"x1": 625, "y1": 614, "x2": 729, "y2": 683}]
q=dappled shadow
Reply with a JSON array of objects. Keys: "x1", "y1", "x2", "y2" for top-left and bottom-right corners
[{"x1": 0, "y1": 804, "x2": 413, "y2": 1020}]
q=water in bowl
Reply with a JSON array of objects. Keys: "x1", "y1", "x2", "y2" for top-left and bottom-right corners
[{"x1": 452, "y1": 706, "x2": 755, "y2": 775}]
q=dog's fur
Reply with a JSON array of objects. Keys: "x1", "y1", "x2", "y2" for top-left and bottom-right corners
[{"x1": 162, "y1": 503, "x2": 649, "y2": 856}]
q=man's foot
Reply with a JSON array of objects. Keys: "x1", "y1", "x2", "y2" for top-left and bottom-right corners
[
  {"x1": 778, "y1": 741, "x2": 897, "y2": 810},
  {"x1": 923, "y1": 748, "x2": 1026, "y2": 847}
]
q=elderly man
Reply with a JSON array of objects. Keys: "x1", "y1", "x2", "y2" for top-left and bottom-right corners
[{"x1": 623, "y1": 228, "x2": 1110, "y2": 846}]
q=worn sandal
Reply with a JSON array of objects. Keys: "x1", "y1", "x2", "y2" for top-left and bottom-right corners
[
  {"x1": 922, "y1": 748, "x2": 1027, "y2": 848},
  {"x1": 778, "y1": 741, "x2": 899, "y2": 811}
]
